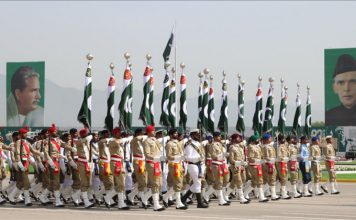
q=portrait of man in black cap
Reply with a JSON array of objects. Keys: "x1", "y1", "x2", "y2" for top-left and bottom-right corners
[{"x1": 325, "y1": 53, "x2": 356, "y2": 126}]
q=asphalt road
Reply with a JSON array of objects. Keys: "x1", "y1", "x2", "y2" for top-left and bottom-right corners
[{"x1": 0, "y1": 183, "x2": 355, "y2": 220}]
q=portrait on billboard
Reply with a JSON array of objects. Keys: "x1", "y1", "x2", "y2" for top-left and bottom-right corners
[
  {"x1": 325, "y1": 48, "x2": 356, "y2": 126},
  {"x1": 6, "y1": 62, "x2": 45, "y2": 127}
]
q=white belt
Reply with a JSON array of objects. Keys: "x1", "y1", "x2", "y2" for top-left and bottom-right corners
[
  {"x1": 77, "y1": 157, "x2": 88, "y2": 163},
  {"x1": 212, "y1": 161, "x2": 224, "y2": 165},
  {"x1": 100, "y1": 159, "x2": 110, "y2": 163},
  {"x1": 21, "y1": 157, "x2": 28, "y2": 161},
  {"x1": 111, "y1": 157, "x2": 122, "y2": 162},
  {"x1": 133, "y1": 156, "x2": 144, "y2": 160}
]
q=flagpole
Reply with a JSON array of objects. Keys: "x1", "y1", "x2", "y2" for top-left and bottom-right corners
[{"x1": 174, "y1": 21, "x2": 178, "y2": 130}]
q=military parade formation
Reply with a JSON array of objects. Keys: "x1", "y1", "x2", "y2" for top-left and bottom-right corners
[{"x1": 0, "y1": 124, "x2": 340, "y2": 210}]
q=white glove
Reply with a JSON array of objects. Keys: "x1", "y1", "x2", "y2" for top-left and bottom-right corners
[
  {"x1": 153, "y1": 157, "x2": 161, "y2": 162},
  {"x1": 60, "y1": 160, "x2": 66, "y2": 174},
  {"x1": 48, "y1": 159, "x2": 56, "y2": 169},
  {"x1": 59, "y1": 154, "x2": 68, "y2": 161},
  {"x1": 242, "y1": 140, "x2": 247, "y2": 145},
  {"x1": 17, "y1": 162, "x2": 25, "y2": 172},
  {"x1": 254, "y1": 159, "x2": 261, "y2": 164},
  {"x1": 38, "y1": 162, "x2": 45, "y2": 172},
  {"x1": 71, "y1": 148, "x2": 77, "y2": 153},
  {"x1": 173, "y1": 155, "x2": 181, "y2": 162},
  {"x1": 29, "y1": 156, "x2": 36, "y2": 166},
  {"x1": 234, "y1": 161, "x2": 242, "y2": 167},
  {"x1": 69, "y1": 160, "x2": 78, "y2": 169},
  {"x1": 40, "y1": 152, "x2": 45, "y2": 159}
]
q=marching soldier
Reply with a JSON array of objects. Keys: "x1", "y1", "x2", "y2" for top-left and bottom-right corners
[
  {"x1": 299, "y1": 136, "x2": 312, "y2": 197},
  {"x1": 4, "y1": 132, "x2": 20, "y2": 201},
  {"x1": 108, "y1": 127, "x2": 130, "y2": 210},
  {"x1": 244, "y1": 134, "x2": 269, "y2": 202},
  {"x1": 0, "y1": 136, "x2": 12, "y2": 205},
  {"x1": 208, "y1": 131, "x2": 230, "y2": 206},
  {"x1": 89, "y1": 132, "x2": 102, "y2": 203},
  {"x1": 321, "y1": 135, "x2": 340, "y2": 194},
  {"x1": 276, "y1": 135, "x2": 291, "y2": 200},
  {"x1": 142, "y1": 125, "x2": 165, "y2": 211},
  {"x1": 310, "y1": 136, "x2": 324, "y2": 196},
  {"x1": 43, "y1": 124, "x2": 65, "y2": 207},
  {"x1": 9, "y1": 127, "x2": 40, "y2": 206},
  {"x1": 127, "y1": 128, "x2": 147, "y2": 207},
  {"x1": 98, "y1": 130, "x2": 115, "y2": 207},
  {"x1": 162, "y1": 128, "x2": 187, "y2": 210},
  {"x1": 287, "y1": 135, "x2": 302, "y2": 198},
  {"x1": 226, "y1": 133, "x2": 249, "y2": 204},
  {"x1": 181, "y1": 129, "x2": 208, "y2": 208},
  {"x1": 76, "y1": 128, "x2": 95, "y2": 208},
  {"x1": 68, "y1": 128, "x2": 82, "y2": 206},
  {"x1": 261, "y1": 133, "x2": 280, "y2": 201}
]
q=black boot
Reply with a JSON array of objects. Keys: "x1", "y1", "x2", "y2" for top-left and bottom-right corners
[
  {"x1": 181, "y1": 190, "x2": 193, "y2": 205},
  {"x1": 196, "y1": 193, "x2": 208, "y2": 208}
]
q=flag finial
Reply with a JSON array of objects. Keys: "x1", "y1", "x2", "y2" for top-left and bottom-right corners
[
  {"x1": 280, "y1": 77, "x2": 284, "y2": 84},
  {"x1": 198, "y1": 71, "x2": 204, "y2": 79},
  {"x1": 86, "y1": 53, "x2": 94, "y2": 61},
  {"x1": 180, "y1": 62, "x2": 186, "y2": 70},
  {"x1": 284, "y1": 85, "x2": 288, "y2": 91},
  {"x1": 124, "y1": 52, "x2": 131, "y2": 61},
  {"x1": 110, "y1": 63, "x2": 115, "y2": 70},
  {"x1": 237, "y1": 73, "x2": 241, "y2": 80},
  {"x1": 241, "y1": 80, "x2": 245, "y2": 86},
  {"x1": 146, "y1": 53, "x2": 152, "y2": 61},
  {"x1": 258, "y1": 75, "x2": 262, "y2": 82}
]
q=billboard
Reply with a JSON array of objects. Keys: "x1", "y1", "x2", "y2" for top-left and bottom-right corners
[
  {"x1": 325, "y1": 48, "x2": 356, "y2": 126},
  {"x1": 6, "y1": 62, "x2": 45, "y2": 127}
]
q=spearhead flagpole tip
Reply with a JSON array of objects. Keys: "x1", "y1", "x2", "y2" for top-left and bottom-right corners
[
  {"x1": 109, "y1": 63, "x2": 115, "y2": 70},
  {"x1": 86, "y1": 53, "x2": 94, "y2": 61},
  {"x1": 222, "y1": 70, "x2": 226, "y2": 77},
  {"x1": 297, "y1": 82, "x2": 300, "y2": 88},
  {"x1": 284, "y1": 85, "x2": 288, "y2": 91},
  {"x1": 241, "y1": 80, "x2": 245, "y2": 86},
  {"x1": 280, "y1": 78, "x2": 284, "y2": 84},
  {"x1": 258, "y1": 75, "x2": 262, "y2": 81},
  {"x1": 237, "y1": 73, "x2": 241, "y2": 79}
]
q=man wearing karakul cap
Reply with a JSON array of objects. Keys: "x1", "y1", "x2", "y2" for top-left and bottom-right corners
[{"x1": 326, "y1": 54, "x2": 356, "y2": 126}]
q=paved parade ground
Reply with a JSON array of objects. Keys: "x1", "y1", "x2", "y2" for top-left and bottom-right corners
[{"x1": 0, "y1": 182, "x2": 355, "y2": 220}]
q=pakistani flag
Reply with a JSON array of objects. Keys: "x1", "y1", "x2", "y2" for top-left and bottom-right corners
[
  {"x1": 139, "y1": 65, "x2": 153, "y2": 125},
  {"x1": 277, "y1": 88, "x2": 288, "y2": 135},
  {"x1": 304, "y1": 89, "x2": 311, "y2": 137},
  {"x1": 149, "y1": 72, "x2": 155, "y2": 125},
  {"x1": 197, "y1": 79, "x2": 203, "y2": 128},
  {"x1": 202, "y1": 78, "x2": 209, "y2": 132},
  {"x1": 207, "y1": 82, "x2": 215, "y2": 134},
  {"x1": 160, "y1": 70, "x2": 170, "y2": 127},
  {"x1": 263, "y1": 86, "x2": 274, "y2": 133},
  {"x1": 292, "y1": 89, "x2": 302, "y2": 136},
  {"x1": 252, "y1": 81, "x2": 263, "y2": 135},
  {"x1": 236, "y1": 81, "x2": 245, "y2": 134},
  {"x1": 118, "y1": 64, "x2": 133, "y2": 131},
  {"x1": 163, "y1": 32, "x2": 174, "y2": 62},
  {"x1": 218, "y1": 78, "x2": 228, "y2": 133},
  {"x1": 168, "y1": 79, "x2": 176, "y2": 128},
  {"x1": 179, "y1": 72, "x2": 187, "y2": 131},
  {"x1": 104, "y1": 72, "x2": 115, "y2": 133},
  {"x1": 77, "y1": 63, "x2": 92, "y2": 130}
]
